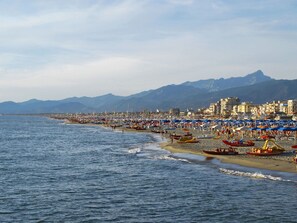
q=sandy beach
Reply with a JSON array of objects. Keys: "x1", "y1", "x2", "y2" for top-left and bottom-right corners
[
  {"x1": 117, "y1": 125, "x2": 297, "y2": 173},
  {"x1": 161, "y1": 139, "x2": 297, "y2": 173},
  {"x1": 107, "y1": 124, "x2": 297, "y2": 173},
  {"x1": 53, "y1": 114, "x2": 297, "y2": 174}
]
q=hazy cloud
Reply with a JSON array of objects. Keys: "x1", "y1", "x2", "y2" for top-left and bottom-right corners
[{"x1": 0, "y1": 0, "x2": 296, "y2": 102}]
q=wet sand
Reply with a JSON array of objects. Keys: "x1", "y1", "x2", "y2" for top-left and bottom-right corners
[
  {"x1": 110, "y1": 124, "x2": 297, "y2": 173},
  {"x1": 161, "y1": 142, "x2": 297, "y2": 173},
  {"x1": 160, "y1": 133, "x2": 297, "y2": 173},
  {"x1": 63, "y1": 120, "x2": 297, "y2": 173}
]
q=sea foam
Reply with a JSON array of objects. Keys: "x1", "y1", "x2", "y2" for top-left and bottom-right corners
[
  {"x1": 128, "y1": 148, "x2": 141, "y2": 154},
  {"x1": 219, "y1": 168, "x2": 292, "y2": 182},
  {"x1": 154, "y1": 154, "x2": 192, "y2": 163}
]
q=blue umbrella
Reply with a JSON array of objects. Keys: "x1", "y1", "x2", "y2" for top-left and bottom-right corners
[
  {"x1": 250, "y1": 127, "x2": 258, "y2": 131},
  {"x1": 277, "y1": 127, "x2": 293, "y2": 131},
  {"x1": 267, "y1": 127, "x2": 279, "y2": 131}
]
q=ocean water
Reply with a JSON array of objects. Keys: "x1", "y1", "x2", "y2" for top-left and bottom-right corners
[{"x1": 1, "y1": 115, "x2": 297, "y2": 222}]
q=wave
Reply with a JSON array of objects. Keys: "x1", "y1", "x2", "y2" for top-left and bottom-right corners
[
  {"x1": 219, "y1": 168, "x2": 294, "y2": 182},
  {"x1": 128, "y1": 148, "x2": 141, "y2": 154},
  {"x1": 154, "y1": 154, "x2": 192, "y2": 163}
]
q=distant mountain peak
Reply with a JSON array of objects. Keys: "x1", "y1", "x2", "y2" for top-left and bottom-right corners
[
  {"x1": 2, "y1": 70, "x2": 294, "y2": 114},
  {"x1": 245, "y1": 70, "x2": 265, "y2": 78},
  {"x1": 182, "y1": 70, "x2": 272, "y2": 92}
]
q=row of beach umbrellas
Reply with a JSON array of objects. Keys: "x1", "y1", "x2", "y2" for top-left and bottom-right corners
[{"x1": 249, "y1": 126, "x2": 297, "y2": 131}]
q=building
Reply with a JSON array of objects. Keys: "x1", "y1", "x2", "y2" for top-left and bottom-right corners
[
  {"x1": 206, "y1": 97, "x2": 297, "y2": 120},
  {"x1": 220, "y1": 97, "x2": 240, "y2": 117},
  {"x1": 288, "y1": 99, "x2": 297, "y2": 115},
  {"x1": 279, "y1": 102, "x2": 288, "y2": 114},
  {"x1": 237, "y1": 102, "x2": 252, "y2": 114},
  {"x1": 209, "y1": 102, "x2": 220, "y2": 116},
  {"x1": 169, "y1": 108, "x2": 180, "y2": 116}
]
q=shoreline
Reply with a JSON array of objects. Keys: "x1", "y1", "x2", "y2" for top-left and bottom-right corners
[
  {"x1": 60, "y1": 118, "x2": 297, "y2": 174},
  {"x1": 124, "y1": 127, "x2": 297, "y2": 174},
  {"x1": 160, "y1": 142, "x2": 297, "y2": 173}
]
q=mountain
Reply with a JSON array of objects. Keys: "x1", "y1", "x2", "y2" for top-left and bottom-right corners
[
  {"x1": 60, "y1": 93, "x2": 123, "y2": 108},
  {"x1": 114, "y1": 84, "x2": 207, "y2": 111},
  {"x1": 182, "y1": 70, "x2": 272, "y2": 92},
  {"x1": 59, "y1": 94, "x2": 124, "y2": 112},
  {"x1": 206, "y1": 79, "x2": 297, "y2": 104},
  {"x1": 0, "y1": 70, "x2": 296, "y2": 114},
  {"x1": 110, "y1": 79, "x2": 297, "y2": 111},
  {"x1": 0, "y1": 94, "x2": 124, "y2": 114}
]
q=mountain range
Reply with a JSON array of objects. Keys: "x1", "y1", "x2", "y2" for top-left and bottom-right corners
[{"x1": 1, "y1": 70, "x2": 296, "y2": 114}]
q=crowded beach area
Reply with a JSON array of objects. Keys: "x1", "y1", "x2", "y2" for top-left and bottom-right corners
[{"x1": 50, "y1": 113, "x2": 297, "y2": 173}]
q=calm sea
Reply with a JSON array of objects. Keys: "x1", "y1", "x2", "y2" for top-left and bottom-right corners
[{"x1": 1, "y1": 115, "x2": 297, "y2": 222}]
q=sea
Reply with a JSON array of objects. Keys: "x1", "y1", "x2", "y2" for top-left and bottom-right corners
[{"x1": 1, "y1": 115, "x2": 297, "y2": 222}]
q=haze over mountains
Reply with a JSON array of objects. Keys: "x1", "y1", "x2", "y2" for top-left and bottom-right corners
[{"x1": 1, "y1": 70, "x2": 296, "y2": 114}]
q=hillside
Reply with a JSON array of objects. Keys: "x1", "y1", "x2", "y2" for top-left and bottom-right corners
[
  {"x1": 182, "y1": 70, "x2": 272, "y2": 92},
  {"x1": 207, "y1": 79, "x2": 297, "y2": 104},
  {"x1": 0, "y1": 70, "x2": 296, "y2": 114}
]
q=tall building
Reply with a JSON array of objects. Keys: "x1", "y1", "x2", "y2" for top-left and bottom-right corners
[
  {"x1": 288, "y1": 99, "x2": 297, "y2": 115},
  {"x1": 263, "y1": 101, "x2": 280, "y2": 114},
  {"x1": 209, "y1": 102, "x2": 220, "y2": 116},
  {"x1": 237, "y1": 102, "x2": 252, "y2": 114},
  {"x1": 220, "y1": 97, "x2": 240, "y2": 117}
]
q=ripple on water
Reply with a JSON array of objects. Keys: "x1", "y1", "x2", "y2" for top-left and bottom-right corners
[{"x1": 1, "y1": 116, "x2": 297, "y2": 222}]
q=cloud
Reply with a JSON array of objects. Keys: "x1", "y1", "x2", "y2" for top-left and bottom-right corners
[
  {"x1": 0, "y1": 56, "x2": 147, "y2": 101},
  {"x1": 167, "y1": 0, "x2": 193, "y2": 5},
  {"x1": 0, "y1": 0, "x2": 297, "y2": 102}
]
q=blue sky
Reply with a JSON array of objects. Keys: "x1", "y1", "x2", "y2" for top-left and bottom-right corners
[{"x1": 0, "y1": 0, "x2": 296, "y2": 102}]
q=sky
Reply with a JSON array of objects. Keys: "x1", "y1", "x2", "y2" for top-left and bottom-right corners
[{"x1": 0, "y1": 0, "x2": 297, "y2": 102}]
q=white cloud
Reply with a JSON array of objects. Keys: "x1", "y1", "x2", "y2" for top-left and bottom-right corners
[{"x1": 0, "y1": 0, "x2": 296, "y2": 102}]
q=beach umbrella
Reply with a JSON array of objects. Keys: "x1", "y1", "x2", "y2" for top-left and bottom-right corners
[
  {"x1": 277, "y1": 127, "x2": 293, "y2": 131},
  {"x1": 249, "y1": 127, "x2": 258, "y2": 131},
  {"x1": 267, "y1": 127, "x2": 279, "y2": 131},
  {"x1": 211, "y1": 125, "x2": 219, "y2": 130},
  {"x1": 236, "y1": 126, "x2": 249, "y2": 131}
]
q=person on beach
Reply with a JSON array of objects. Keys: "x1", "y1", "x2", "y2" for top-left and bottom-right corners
[
  {"x1": 226, "y1": 128, "x2": 231, "y2": 139},
  {"x1": 293, "y1": 154, "x2": 297, "y2": 163}
]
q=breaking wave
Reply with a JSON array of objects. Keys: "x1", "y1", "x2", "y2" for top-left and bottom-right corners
[
  {"x1": 154, "y1": 154, "x2": 192, "y2": 163},
  {"x1": 128, "y1": 148, "x2": 141, "y2": 154},
  {"x1": 219, "y1": 168, "x2": 293, "y2": 182}
]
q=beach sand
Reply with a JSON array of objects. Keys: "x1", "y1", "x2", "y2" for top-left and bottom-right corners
[
  {"x1": 112, "y1": 124, "x2": 297, "y2": 173},
  {"x1": 160, "y1": 131, "x2": 297, "y2": 173},
  {"x1": 162, "y1": 142, "x2": 297, "y2": 173},
  {"x1": 63, "y1": 119, "x2": 297, "y2": 173}
]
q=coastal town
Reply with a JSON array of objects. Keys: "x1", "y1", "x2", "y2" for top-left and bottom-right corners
[
  {"x1": 49, "y1": 97, "x2": 297, "y2": 173},
  {"x1": 51, "y1": 97, "x2": 297, "y2": 122},
  {"x1": 205, "y1": 97, "x2": 297, "y2": 120}
]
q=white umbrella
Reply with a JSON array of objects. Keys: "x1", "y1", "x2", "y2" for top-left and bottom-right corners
[{"x1": 236, "y1": 126, "x2": 249, "y2": 131}]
